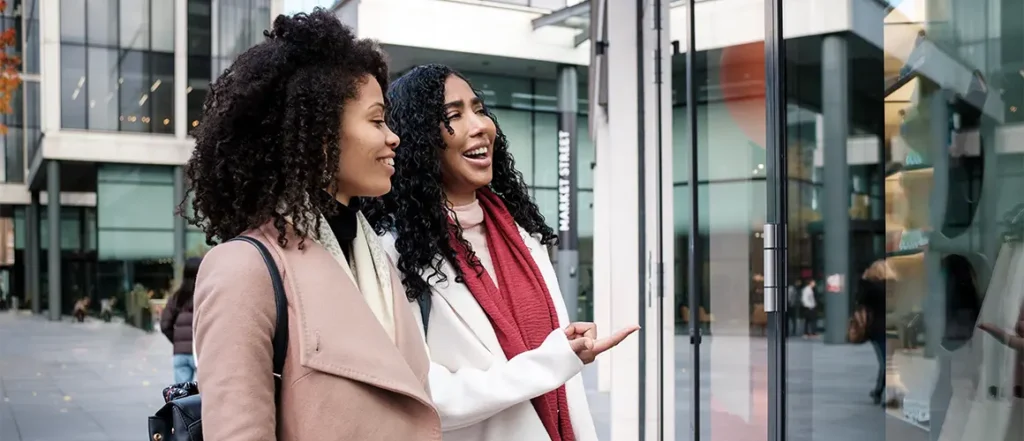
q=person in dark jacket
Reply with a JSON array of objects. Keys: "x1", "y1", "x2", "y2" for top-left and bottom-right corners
[
  {"x1": 858, "y1": 260, "x2": 891, "y2": 405},
  {"x1": 161, "y1": 257, "x2": 202, "y2": 384}
]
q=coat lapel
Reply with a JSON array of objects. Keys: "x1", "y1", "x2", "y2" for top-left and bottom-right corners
[
  {"x1": 258, "y1": 225, "x2": 431, "y2": 408},
  {"x1": 431, "y1": 257, "x2": 506, "y2": 358}
]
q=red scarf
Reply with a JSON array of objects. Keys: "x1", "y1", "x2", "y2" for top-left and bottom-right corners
[{"x1": 447, "y1": 188, "x2": 575, "y2": 441}]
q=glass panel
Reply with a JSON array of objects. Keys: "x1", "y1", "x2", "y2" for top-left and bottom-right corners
[
  {"x1": 24, "y1": 0, "x2": 37, "y2": 74},
  {"x1": 59, "y1": 0, "x2": 86, "y2": 44},
  {"x1": 533, "y1": 112, "x2": 558, "y2": 188},
  {"x1": 87, "y1": 47, "x2": 119, "y2": 131},
  {"x1": 577, "y1": 114, "x2": 594, "y2": 189},
  {"x1": 150, "y1": 0, "x2": 174, "y2": 53},
  {"x1": 578, "y1": 190, "x2": 593, "y2": 321},
  {"x1": 60, "y1": 45, "x2": 87, "y2": 129},
  {"x1": 86, "y1": 0, "x2": 118, "y2": 47},
  {"x1": 4, "y1": 83, "x2": 23, "y2": 183},
  {"x1": 533, "y1": 188, "x2": 558, "y2": 233},
  {"x1": 842, "y1": 0, "x2": 1024, "y2": 440},
  {"x1": 118, "y1": 50, "x2": 148, "y2": 133},
  {"x1": 462, "y1": 72, "x2": 532, "y2": 110},
  {"x1": 149, "y1": 52, "x2": 174, "y2": 134},
  {"x1": 672, "y1": 5, "x2": 769, "y2": 439},
  {"x1": 25, "y1": 81, "x2": 39, "y2": 161},
  {"x1": 491, "y1": 108, "x2": 534, "y2": 186},
  {"x1": 119, "y1": 0, "x2": 150, "y2": 50}
]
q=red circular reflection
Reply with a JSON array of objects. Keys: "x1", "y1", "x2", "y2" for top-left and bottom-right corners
[{"x1": 719, "y1": 41, "x2": 767, "y2": 148}]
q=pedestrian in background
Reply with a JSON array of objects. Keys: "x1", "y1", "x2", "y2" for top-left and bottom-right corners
[
  {"x1": 182, "y1": 9, "x2": 439, "y2": 441},
  {"x1": 802, "y1": 279, "x2": 818, "y2": 338},
  {"x1": 367, "y1": 64, "x2": 637, "y2": 441},
  {"x1": 160, "y1": 257, "x2": 201, "y2": 384}
]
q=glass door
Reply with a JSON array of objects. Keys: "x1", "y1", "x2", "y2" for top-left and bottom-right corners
[{"x1": 669, "y1": 0, "x2": 778, "y2": 439}]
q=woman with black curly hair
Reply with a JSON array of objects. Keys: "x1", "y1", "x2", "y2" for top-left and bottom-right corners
[
  {"x1": 184, "y1": 10, "x2": 440, "y2": 441},
  {"x1": 367, "y1": 64, "x2": 637, "y2": 441}
]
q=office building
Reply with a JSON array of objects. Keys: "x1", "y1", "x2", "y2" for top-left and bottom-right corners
[{"x1": 1, "y1": 0, "x2": 283, "y2": 319}]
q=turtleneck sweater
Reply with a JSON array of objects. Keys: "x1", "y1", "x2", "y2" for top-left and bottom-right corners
[
  {"x1": 322, "y1": 194, "x2": 358, "y2": 261},
  {"x1": 451, "y1": 199, "x2": 497, "y2": 287}
]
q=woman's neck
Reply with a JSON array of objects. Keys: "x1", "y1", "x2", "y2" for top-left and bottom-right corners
[
  {"x1": 333, "y1": 191, "x2": 352, "y2": 206},
  {"x1": 445, "y1": 189, "x2": 476, "y2": 208}
]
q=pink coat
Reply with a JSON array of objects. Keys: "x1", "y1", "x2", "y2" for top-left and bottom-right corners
[{"x1": 192, "y1": 224, "x2": 441, "y2": 440}]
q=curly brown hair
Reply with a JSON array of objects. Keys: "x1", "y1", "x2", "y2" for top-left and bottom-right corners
[{"x1": 180, "y1": 8, "x2": 389, "y2": 249}]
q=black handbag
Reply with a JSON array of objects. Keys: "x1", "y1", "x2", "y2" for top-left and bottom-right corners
[{"x1": 147, "y1": 236, "x2": 289, "y2": 441}]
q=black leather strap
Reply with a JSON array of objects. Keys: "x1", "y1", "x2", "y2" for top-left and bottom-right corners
[
  {"x1": 416, "y1": 294, "x2": 431, "y2": 335},
  {"x1": 229, "y1": 236, "x2": 289, "y2": 403}
]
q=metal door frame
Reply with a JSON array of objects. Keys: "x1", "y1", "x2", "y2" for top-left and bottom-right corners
[
  {"x1": 763, "y1": 1, "x2": 788, "y2": 441},
  {"x1": 678, "y1": 0, "x2": 789, "y2": 440}
]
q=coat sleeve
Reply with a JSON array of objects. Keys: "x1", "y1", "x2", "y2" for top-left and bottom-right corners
[
  {"x1": 384, "y1": 231, "x2": 584, "y2": 431},
  {"x1": 193, "y1": 240, "x2": 279, "y2": 441},
  {"x1": 424, "y1": 324, "x2": 584, "y2": 431},
  {"x1": 159, "y1": 302, "x2": 177, "y2": 343}
]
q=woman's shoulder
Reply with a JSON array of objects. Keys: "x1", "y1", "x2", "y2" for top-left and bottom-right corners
[{"x1": 195, "y1": 232, "x2": 281, "y2": 304}]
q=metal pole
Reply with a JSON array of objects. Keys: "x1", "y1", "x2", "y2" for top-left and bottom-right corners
[
  {"x1": 653, "y1": 0, "x2": 666, "y2": 437},
  {"x1": 555, "y1": 65, "x2": 580, "y2": 322},
  {"x1": 47, "y1": 160, "x2": 61, "y2": 321},
  {"x1": 26, "y1": 190, "x2": 39, "y2": 314},
  {"x1": 173, "y1": 166, "x2": 186, "y2": 277},
  {"x1": 685, "y1": 0, "x2": 701, "y2": 439},
  {"x1": 635, "y1": 0, "x2": 648, "y2": 438}
]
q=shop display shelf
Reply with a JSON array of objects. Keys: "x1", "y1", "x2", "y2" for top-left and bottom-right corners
[{"x1": 884, "y1": 33, "x2": 1002, "y2": 123}]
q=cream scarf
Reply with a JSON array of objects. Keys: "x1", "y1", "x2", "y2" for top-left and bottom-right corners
[
  {"x1": 316, "y1": 211, "x2": 396, "y2": 342},
  {"x1": 289, "y1": 202, "x2": 397, "y2": 343}
]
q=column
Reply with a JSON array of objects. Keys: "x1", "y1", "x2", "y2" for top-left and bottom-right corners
[
  {"x1": 604, "y1": 0, "x2": 642, "y2": 438},
  {"x1": 26, "y1": 190, "x2": 39, "y2": 314},
  {"x1": 173, "y1": 166, "x2": 186, "y2": 276},
  {"x1": 174, "y1": 0, "x2": 188, "y2": 139},
  {"x1": 47, "y1": 160, "x2": 61, "y2": 321},
  {"x1": 821, "y1": 35, "x2": 850, "y2": 344},
  {"x1": 39, "y1": 0, "x2": 60, "y2": 133},
  {"x1": 555, "y1": 64, "x2": 580, "y2": 321}
]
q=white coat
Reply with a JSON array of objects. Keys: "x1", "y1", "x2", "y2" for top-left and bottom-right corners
[{"x1": 381, "y1": 228, "x2": 598, "y2": 441}]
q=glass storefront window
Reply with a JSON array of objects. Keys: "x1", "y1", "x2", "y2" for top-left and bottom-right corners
[
  {"x1": 96, "y1": 164, "x2": 176, "y2": 316},
  {"x1": 188, "y1": 0, "x2": 270, "y2": 134},
  {"x1": 59, "y1": 0, "x2": 174, "y2": 134}
]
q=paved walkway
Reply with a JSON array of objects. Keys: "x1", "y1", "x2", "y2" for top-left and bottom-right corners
[
  {"x1": 0, "y1": 312, "x2": 171, "y2": 441},
  {"x1": 0, "y1": 312, "x2": 928, "y2": 441}
]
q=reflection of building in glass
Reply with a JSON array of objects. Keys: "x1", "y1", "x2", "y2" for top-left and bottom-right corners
[{"x1": 0, "y1": 0, "x2": 275, "y2": 322}]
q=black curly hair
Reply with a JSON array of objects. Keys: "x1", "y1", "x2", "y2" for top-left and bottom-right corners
[
  {"x1": 364, "y1": 64, "x2": 556, "y2": 302},
  {"x1": 180, "y1": 8, "x2": 389, "y2": 249}
]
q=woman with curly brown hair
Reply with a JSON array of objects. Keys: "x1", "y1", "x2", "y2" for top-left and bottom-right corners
[{"x1": 182, "y1": 9, "x2": 439, "y2": 441}]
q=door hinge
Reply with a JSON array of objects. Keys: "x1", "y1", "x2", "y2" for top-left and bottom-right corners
[{"x1": 762, "y1": 223, "x2": 785, "y2": 312}]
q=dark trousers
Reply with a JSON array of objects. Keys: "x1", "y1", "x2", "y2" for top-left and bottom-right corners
[
  {"x1": 787, "y1": 305, "x2": 799, "y2": 336},
  {"x1": 870, "y1": 338, "x2": 885, "y2": 395},
  {"x1": 803, "y1": 307, "x2": 816, "y2": 335}
]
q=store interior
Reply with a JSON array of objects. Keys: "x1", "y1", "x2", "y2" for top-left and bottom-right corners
[{"x1": 882, "y1": 0, "x2": 1024, "y2": 438}]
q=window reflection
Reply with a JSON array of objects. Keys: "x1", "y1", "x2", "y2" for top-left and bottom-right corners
[
  {"x1": 188, "y1": 0, "x2": 270, "y2": 134},
  {"x1": 59, "y1": 0, "x2": 174, "y2": 134}
]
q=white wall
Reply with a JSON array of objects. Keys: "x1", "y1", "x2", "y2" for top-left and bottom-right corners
[{"x1": 342, "y1": 0, "x2": 589, "y2": 65}]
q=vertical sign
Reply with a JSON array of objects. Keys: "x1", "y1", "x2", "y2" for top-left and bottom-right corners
[
  {"x1": 556, "y1": 64, "x2": 579, "y2": 321},
  {"x1": 557, "y1": 125, "x2": 578, "y2": 248}
]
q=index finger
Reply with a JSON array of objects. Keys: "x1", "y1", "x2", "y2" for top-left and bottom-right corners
[{"x1": 592, "y1": 325, "x2": 640, "y2": 354}]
